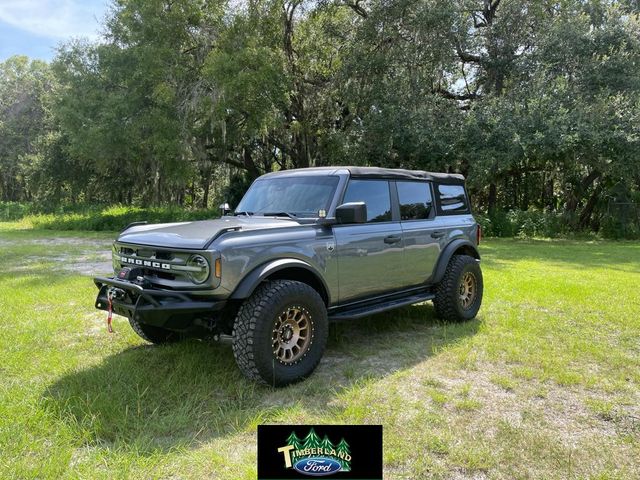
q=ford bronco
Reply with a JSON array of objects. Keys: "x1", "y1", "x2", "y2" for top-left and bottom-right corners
[{"x1": 94, "y1": 167, "x2": 483, "y2": 386}]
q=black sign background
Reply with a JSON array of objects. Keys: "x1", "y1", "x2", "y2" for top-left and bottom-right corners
[{"x1": 257, "y1": 425, "x2": 383, "y2": 480}]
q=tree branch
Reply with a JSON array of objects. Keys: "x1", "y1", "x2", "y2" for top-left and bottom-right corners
[
  {"x1": 434, "y1": 88, "x2": 479, "y2": 101},
  {"x1": 343, "y1": 0, "x2": 368, "y2": 18},
  {"x1": 268, "y1": 135, "x2": 294, "y2": 158},
  {"x1": 455, "y1": 42, "x2": 482, "y2": 63}
]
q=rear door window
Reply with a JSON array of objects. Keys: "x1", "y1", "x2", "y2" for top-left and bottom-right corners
[
  {"x1": 437, "y1": 184, "x2": 469, "y2": 214},
  {"x1": 343, "y1": 180, "x2": 392, "y2": 222},
  {"x1": 397, "y1": 181, "x2": 433, "y2": 220}
]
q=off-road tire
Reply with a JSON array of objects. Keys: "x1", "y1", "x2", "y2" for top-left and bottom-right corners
[
  {"x1": 128, "y1": 317, "x2": 182, "y2": 344},
  {"x1": 433, "y1": 254, "x2": 483, "y2": 322},
  {"x1": 232, "y1": 280, "x2": 328, "y2": 387}
]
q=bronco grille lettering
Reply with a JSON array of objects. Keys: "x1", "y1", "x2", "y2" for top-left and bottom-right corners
[{"x1": 117, "y1": 255, "x2": 171, "y2": 270}]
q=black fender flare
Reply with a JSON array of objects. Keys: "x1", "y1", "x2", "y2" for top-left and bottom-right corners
[
  {"x1": 230, "y1": 258, "x2": 330, "y2": 303},
  {"x1": 431, "y1": 239, "x2": 480, "y2": 285}
]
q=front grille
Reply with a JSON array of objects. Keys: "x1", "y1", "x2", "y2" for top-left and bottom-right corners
[
  {"x1": 112, "y1": 243, "x2": 206, "y2": 287},
  {"x1": 150, "y1": 270, "x2": 175, "y2": 280},
  {"x1": 119, "y1": 246, "x2": 175, "y2": 261}
]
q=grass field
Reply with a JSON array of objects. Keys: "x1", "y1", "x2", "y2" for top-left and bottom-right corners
[{"x1": 0, "y1": 222, "x2": 639, "y2": 479}]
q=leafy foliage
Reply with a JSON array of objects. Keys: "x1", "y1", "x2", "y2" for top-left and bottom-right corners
[{"x1": 1, "y1": 0, "x2": 639, "y2": 236}]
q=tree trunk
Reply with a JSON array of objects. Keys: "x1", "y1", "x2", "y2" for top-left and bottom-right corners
[
  {"x1": 565, "y1": 170, "x2": 600, "y2": 215},
  {"x1": 201, "y1": 174, "x2": 210, "y2": 209},
  {"x1": 545, "y1": 177, "x2": 555, "y2": 210},
  {"x1": 243, "y1": 147, "x2": 261, "y2": 180},
  {"x1": 488, "y1": 182, "x2": 497, "y2": 215},
  {"x1": 579, "y1": 184, "x2": 602, "y2": 229},
  {"x1": 152, "y1": 163, "x2": 161, "y2": 205}
]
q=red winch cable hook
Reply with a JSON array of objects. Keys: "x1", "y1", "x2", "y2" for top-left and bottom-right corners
[{"x1": 106, "y1": 290, "x2": 114, "y2": 333}]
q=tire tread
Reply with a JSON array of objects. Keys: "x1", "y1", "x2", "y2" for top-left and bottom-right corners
[
  {"x1": 433, "y1": 254, "x2": 482, "y2": 322},
  {"x1": 232, "y1": 280, "x2": 327, "y2": 386}
]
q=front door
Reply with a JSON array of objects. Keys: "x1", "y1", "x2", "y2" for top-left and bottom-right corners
[{"x1": 333, "y1": 179, "x2": 405, "y2": 302}]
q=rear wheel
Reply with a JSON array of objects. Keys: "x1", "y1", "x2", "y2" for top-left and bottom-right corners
[
  {"x1": 232, "y1": 280, "x2": 328, "y2": 387},
  {"x1": 433, "y1": 254, "x2": 483, "y2": 322},
  {"x1": 129, "y1": 317, "x2": 183, "y2": 344}
]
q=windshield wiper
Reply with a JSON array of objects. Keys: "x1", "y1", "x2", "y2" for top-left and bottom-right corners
[
  {"x1": 260, "y1": 211, "x2": 298, "y2": 219},
  {"x1": 234, "y1": 211, "x2": 254, "y2": 216}
]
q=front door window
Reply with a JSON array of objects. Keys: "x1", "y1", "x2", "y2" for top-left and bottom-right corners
[{"x1": 342, "y1": 180, "x2": 392, "y2": 222}]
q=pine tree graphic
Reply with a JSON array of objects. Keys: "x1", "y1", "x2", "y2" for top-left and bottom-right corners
[
  {"x1": 302, "y1": 428, "x2": 322, "y2": 451},
  {"x1": 319, "y1": 434, "x2": 335, "y2": 455},
  {"x1": 336, "y1": 438, "x2": 351, "y2": 472},
  {"x1": 286, "y1": 431, "x2": 303, "y2": 452}
]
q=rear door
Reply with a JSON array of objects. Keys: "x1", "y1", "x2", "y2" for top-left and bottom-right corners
[
  {"x1": 396, "y1": 180, "x2": 440, "y2": 286},
  {"x1": 333, "y1": 179, "x2": 405, "y2": 302}
]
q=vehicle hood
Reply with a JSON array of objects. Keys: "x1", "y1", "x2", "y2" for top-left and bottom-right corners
[{"x1": 117, "y1": 216, "x2": 297, "y2": 249}]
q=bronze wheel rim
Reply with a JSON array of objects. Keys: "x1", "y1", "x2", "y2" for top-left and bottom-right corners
[
  {"x1": 459, "y1": 272, "x2": 477, "y2": 310},
  {"x1": 272, "y1": 306, "x2": 312, "y2": 364}
]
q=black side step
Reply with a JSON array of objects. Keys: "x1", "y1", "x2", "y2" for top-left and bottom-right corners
[{"x1": 328, "y1": 291, "x2": 435, "y2": 321}]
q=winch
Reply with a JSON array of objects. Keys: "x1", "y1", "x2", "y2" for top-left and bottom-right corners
[{"x1": 116, "y1": 266, "x2": 152, "y2": 288}]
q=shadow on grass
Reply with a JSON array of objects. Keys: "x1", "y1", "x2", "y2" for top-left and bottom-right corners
[{"x1": 44, "y1": 303, "x2": 480, "y2": 453}]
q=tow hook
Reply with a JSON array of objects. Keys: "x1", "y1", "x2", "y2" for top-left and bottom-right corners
[{"x1": 105, "y1": 287, "x2": 125, "y2": 334}]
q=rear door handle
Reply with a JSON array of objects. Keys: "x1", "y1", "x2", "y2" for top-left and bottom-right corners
[
  {"x1": 430, "y1": 231, "x2": 445, "y2": 239},
  {"x1": 384, "y1": 235, "x2": 401, "y2": 244}
]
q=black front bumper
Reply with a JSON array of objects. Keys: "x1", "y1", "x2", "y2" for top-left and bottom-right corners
[{"x1": 94, "y1": 277, "x2": 226, "y2": 329}]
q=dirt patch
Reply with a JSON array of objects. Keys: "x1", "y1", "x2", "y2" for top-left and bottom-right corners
[
  {"x1": 1, "y1": 235, "x2": 114, "y2": 275},
  {"x1": 8, "y1": 252, "x2": 112, "y2": 276},
  {"x1": 59, "y1": 254, "x2": 113, "y2": 276},
  {"x1": 25, "y1": 237, "x2": 112, "y2": 247},
  {"x1": 383, "y1": 359, "x2": 640, "y2": 478},
  {"x1": 420, "y1": 364, "x2": 627, "y2": 442}
]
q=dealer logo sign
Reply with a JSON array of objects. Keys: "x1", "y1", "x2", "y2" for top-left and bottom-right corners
[
  {"x1": 258, "y1": 425, "x2": 382, "y2": 480},
  {"x1": 278, "y1": 428, "x2": 351, "y2": 475}
]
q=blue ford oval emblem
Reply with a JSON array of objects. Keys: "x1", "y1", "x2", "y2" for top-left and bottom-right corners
[{"x1": 293, "y1": 457, "x2": 342, "y2": 476}]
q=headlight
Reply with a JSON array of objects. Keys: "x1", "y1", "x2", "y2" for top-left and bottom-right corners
[{"x1": 186, "y1": 254, "x2": 210, "y2": 284}]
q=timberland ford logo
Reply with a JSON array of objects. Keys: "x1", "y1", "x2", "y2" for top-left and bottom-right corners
[{"x1": 277, "y1": 428, "x2": 351, "y2": 476}]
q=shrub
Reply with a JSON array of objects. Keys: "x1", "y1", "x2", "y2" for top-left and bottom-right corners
[
  {"x1": 0, "y1": 202, "x2": 34, "y2": 221},
  {"x1": 21, "y1": 205, "x2": 220, "y2": 231},
  {"x1": 476, "y1": 209, "x2": 566, "y2": 238},
  {"x1": 601, "y1": 215, "x2": 640, "y2": 240}
]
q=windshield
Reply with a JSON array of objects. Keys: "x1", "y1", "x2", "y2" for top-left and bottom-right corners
[{"x1": 236, "y1": 175, "x2": 339, "y2": 218}]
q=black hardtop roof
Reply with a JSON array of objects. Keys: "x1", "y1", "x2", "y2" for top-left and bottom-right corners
[{"x1": 261, "y1": 166, "x2": 466, "y2": 185}]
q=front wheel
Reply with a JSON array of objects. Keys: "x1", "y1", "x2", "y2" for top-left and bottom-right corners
[
  {"x1": 232, "y1": 280, "x2": 328, "y2": 387},
  {"x1": 433, "y1": 254, "x2": 483, "y2": 322}
]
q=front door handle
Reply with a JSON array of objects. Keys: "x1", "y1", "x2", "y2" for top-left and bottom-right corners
[
  {"x1": 430, "y1": 231, "x2": 445, "y2": 239},
  {"x1": 384, "y1": 235, "x2": 401, "y2": 244}
]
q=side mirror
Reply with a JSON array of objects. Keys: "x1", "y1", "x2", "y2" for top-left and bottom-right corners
[
  {"x1": 336, "y1": 202, "x2": 367, "y2": 224},
  {"x1": 219, "y1": 202, "x2": 232, "y2": 216}
]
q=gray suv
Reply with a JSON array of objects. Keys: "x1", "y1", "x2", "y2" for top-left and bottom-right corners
[{"x1": 94, "y1": 167, "x2": 483, "y2": 386}]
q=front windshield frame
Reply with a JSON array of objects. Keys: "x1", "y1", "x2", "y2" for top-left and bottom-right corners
[{"x1": 235, "y1": 175, "x2": 340, "y2": 219}]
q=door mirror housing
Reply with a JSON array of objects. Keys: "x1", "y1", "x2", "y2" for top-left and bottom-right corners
[{"x1": 336, "y1": 202, "x2": 367, "y2": 224}]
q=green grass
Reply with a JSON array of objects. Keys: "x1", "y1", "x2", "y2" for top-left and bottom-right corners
[{"x1": 1, "y1": 225, "x2": 639, "y2": 479}]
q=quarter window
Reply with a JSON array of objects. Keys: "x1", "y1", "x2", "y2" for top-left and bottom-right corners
[
  {"x1": 437, "y1": 184, "x2": 468, "y2": 213},
  {"x1": 343, "y1": 180, "x2": 392, "y2": 222},
  {"x1": 397, "y1": 181, "x2": 432, "y2": 220}
]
